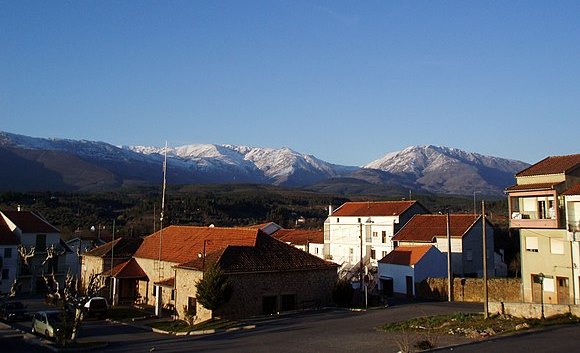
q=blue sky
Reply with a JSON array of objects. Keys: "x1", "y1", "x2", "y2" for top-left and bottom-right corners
[{"x1": 1, "y1": 1, "x2": 579, "y2": 165}]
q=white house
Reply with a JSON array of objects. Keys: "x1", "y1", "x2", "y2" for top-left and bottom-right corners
[
  {"x1": 0, "y1": 217, "x2": 20, "y2": 294},
  {"x1": 0, "y1": 209, "x2": 73, "y2": 293},
  {"x1": 378, "y1": 245, "x2": 446, "y2": 297},
  {"x1": 392, "y1": 214, "x2": 497, "y2": 277},
  {"x1": 271, "y1": 229, "x2": 325, "y2": 259},
  {"x1": 323, "y1": 201, "x2": 429, "y2": 279}
]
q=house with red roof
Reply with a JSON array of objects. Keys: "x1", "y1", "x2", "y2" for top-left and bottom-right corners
[
  {"x1": 324, "y1": 201, "x2": 428, "y2": 282},
  {"x1": 0, "y1": 208, "x2": 72, "y2": 294},
  {"x1": 378, "y1": 245, "x2": 447, "y2": 297},
  {"x1": 391, "y1": 214, "x2": 497, "y2": 278},
  {"x1": 104, "y1": 225, "x2": 337, "y2": 322},
  {"x1": 271, "y1": 228, "x2": 324, "y2": 259},
  {"x1": 506, "y1": 153, "x2": 580, "y2": 305}
]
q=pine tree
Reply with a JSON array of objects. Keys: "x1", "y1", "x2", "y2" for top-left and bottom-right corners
[{"x1": 195, "y1": 265, "x2": 233, "y2": 315}]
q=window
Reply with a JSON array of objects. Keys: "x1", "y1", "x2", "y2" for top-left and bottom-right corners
[
  {"x1": 1, "y1": 269, "x2": 8, "y2": 279},
  {"x1": 550, "y1": 239, "x2": 565, "y2": 255},
  {"x1": 382, "y1": 231, "x2": 387, "y2": 243},
  {"x1": 348, "y1": 248, "x2": 354, "y2": 263},
  {"x1": 36, "y1": 234, "x2": 47, "y2": 251},
  {"x1": 358, "y1": 218, "x2": 361, "y2": 223},
  {"x1": 4, "y1": 248, "x2": 12, "y2": 258},
  {"x1": 187, "y1": 297, "x2": 197, "y2": 315},
  {"x1": 171, "y1": 290, "x2": 175, "y2": 301},
  {"x1": 372, "y1": 231, "x2": 378, "y2": 237},
  {"x1": 525, "y1": 237, "x2": 539, "y2": 252},
  {"x1": 315, "y1": 247, "x2": 319, "y2": 254},
  {"x1": 336, "y1": 218, "x2": 340, "y2": 223},
  {"x1": 370, "y1": 249, "x2": 376, "y2": 260},
  {"x1": 382, "y1": 251, "x2": 388, "y2": 258}
]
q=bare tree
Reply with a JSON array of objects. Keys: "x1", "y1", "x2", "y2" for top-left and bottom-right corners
[{"x1": 17, "y1": 245, "x2": 35, "y2": 266}]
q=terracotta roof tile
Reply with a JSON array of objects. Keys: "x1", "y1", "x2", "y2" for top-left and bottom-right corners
[
  {"x1": 331, "y1": 201, "x2": 419, "y2": 217},
  {"x1": 506, "y1": 182, "x2": 564, "y2": 192},
  {"x1": 393, "y1": 214, "x2": 480, "y2": 242},
  {"x1": 177, "y1": 233, "x2": 337, "y2": 273},
  {"x1": 272, "y1": 229, "x2": 324, "y2": 246},
  {"x1": 85, "y1": 237, "x2": 143, "y2": 258},
  {"x1": 516, "y1": 154, "x2": 580, "y2": 177},
  {"x1": 378, "y1": 245, "x2": 434, "y2": 266},
  {"x1": 1, "y1": 210, "x2": 59, "y2": 233},
  {"x1": 0, "y1": 217, "x2": 19, "y2": 245},
  {"x1": 563, "y1": 183, "x2": 580, "y2": 196},
  {"x1": 105, "y1": 258, "x2": 148, "y2": 279},
  {"x1": 135, "y1": 226, "x2": 259, "y2": 264}
]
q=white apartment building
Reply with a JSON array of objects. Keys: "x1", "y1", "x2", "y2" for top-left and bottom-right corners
[{"x1": 323, "y1": 201, "x2": 428, "y2": 279}]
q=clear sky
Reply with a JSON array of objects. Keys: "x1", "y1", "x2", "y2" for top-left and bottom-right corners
[{"x1": 1, "y1": 1, "x2": 578, "y2": 166}]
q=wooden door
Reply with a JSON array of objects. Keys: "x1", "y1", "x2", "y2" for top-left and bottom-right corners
[{"x1": 557, "y1": 277, "x2": 570, "y2": 304}]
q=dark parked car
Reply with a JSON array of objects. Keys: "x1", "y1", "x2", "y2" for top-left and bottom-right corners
[
  {"x1": 0, "y1": 301, "x2": 28, "y2": 321},
  {"x1": 83, "y1": 297, "x2": 108, "y2": 318}
]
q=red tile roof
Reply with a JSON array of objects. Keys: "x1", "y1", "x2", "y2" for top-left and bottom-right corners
[
  {"x1": 134, "y1": 226, "x2": 260, "y2": 264},
  {"x1": 85, "y1": 237, "x2": 143, "y2": 258},
  {"x1": 272, "y1": 229, "x2": 324, "y2": 246},
  {"x1": 516, "y1": 154, "x2": 580, "y2": 177},
  {"x1": 378, "y1": 245, "x2": 434, "y2": 266},
  {"x1": 392, "y1": 214, "x2": 480, "y2": 242},
  {"x1": 331, "y1": 201, "x2": 419, "y2": 217},
  {"x1": 563, "y1": 183, "x2": 580, "y2": 196},
  {"x1": 506, "y1": 182, "x2": 564, "y2": 192},
  {"x1": 0, "y1": 217, "x2": 19, "y2": 245},
  {"x1": 105, "y1": 258, "x2": 148, "y2": 279},
  {"x1": 1, "y1": 210, "x2": 59, "y2": 233},
  {"x1": 177, "y1": 232, "x2": 337, "y2": 274}
]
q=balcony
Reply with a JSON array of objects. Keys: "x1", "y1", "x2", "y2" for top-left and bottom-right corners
[{"x1": 509, "y1": 192, "x2": 561, "y2": 229}]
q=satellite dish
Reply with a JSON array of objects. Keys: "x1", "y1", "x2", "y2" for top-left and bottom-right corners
[
  {"x1": 209, "y1": 224, "x2": 215, "y2": 228},
  {"x1": 90, "y1": 226, "x2": 96, "y2": 232}
]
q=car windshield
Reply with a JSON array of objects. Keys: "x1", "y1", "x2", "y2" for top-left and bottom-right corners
[
  {"x1": 46, "y1": 313, "x2": 62, "y2": 323},
  {"x1": 90, "y1": 299, "x2": 107, "y2": 308}
]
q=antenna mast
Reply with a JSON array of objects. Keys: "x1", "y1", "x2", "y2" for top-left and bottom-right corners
[{"x1": 158, "y1": 141, "x2": 168, "y2": 281}]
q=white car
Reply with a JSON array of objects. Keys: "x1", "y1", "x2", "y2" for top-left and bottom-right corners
[{"x1": 31, "y1": 310, "x2": 64, "y2": 339}]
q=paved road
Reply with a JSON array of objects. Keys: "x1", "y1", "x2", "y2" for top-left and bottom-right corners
[
  {"x1": 100, "y1": 302, "x2": 482, "y2": 353},
  {"x1": 432, "y1": 324, "x2": 580, "y2": 353}
]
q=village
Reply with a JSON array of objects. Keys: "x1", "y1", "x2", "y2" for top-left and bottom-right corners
[{"x1": 1, "y1": 153, "x2": 579, "y2": 352}]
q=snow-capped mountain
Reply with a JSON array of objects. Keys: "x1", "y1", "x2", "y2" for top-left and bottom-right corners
[
  {"x1": 0, "y1": 131, "x2": 529, "y2": 195},
  {"x1": 363, "y1": 145, "x2": 529, "y2": 195}
]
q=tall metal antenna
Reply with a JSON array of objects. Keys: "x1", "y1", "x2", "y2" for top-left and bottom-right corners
[{"x1": 158, "y1": 141, "x2": 168, "y2": 281}]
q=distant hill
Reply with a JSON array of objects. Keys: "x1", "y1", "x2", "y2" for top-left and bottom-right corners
[{"x1": 0, "y1": 131, "x2": 528, "y2": 196}]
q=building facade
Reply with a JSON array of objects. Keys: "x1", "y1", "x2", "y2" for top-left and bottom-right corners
[
  {"x1": 507, "y1": 154, "x2": 580, "y2": 304},
  {"x1": 323, "y1": 201, "x2": 429, "y2": 280}
]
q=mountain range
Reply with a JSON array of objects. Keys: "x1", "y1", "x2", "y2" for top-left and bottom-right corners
[{"x1": 0, "y1": 131, "x2": 529, "y2": 196}]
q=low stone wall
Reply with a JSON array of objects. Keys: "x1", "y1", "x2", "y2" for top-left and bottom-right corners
[
  {"x1": 417, "y1": 277, "x2": 522, "y2": 302},
  {"x1": 489, "y1": 301, "x2": 580, "y2": 319}
]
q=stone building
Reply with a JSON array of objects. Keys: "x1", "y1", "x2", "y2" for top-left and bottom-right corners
[{"x1": 110, "y1": 225, "x2": 338, "y2": 323}]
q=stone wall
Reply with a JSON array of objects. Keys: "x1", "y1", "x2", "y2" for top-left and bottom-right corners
[
  {"x1": 416, "y1": 277, "x2": 522, "y2": 302},
  {"x1": 175, "y1": 267, "x2": 337, "y2": 323},
  {"x1": 489, "y1": 301, "x2": 580, "y2": 319}
]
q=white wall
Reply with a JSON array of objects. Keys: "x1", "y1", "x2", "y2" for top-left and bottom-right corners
[
  {"x1": 0, "y1": 245, "x2": 18, "y2": 294},
  {"x1": 378, "y1": 262, "x2": 414, "y2": 295},
  {"x1": 326, "y1": 216, "x2": 398, "y2": 268},
  {"x1": 414, "y1": 248, "x2": 447, "y2": 283}
]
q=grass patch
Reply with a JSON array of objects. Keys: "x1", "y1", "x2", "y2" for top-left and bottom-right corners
[
  {"x1": 148, "y1": 318, "x2": 239, "y2": 333},
  {"x1": 381, "y1": 312, "x2": 580, "y2": 338}
]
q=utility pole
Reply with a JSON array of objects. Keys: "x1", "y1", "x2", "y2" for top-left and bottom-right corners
[
  {"x1": 482, "y1": 201, "x2": 489, "y2": 319},
  {"x1": 359, "y1": 222, "x2": 364, "y2": 303},
  {"x1": 446, "y1": 210, "x2": 453, "y2": 302}
]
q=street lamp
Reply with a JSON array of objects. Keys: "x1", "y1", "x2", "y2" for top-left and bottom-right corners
[{"x1": 538, "y1": 272, "x2": 545, "y2": 320}]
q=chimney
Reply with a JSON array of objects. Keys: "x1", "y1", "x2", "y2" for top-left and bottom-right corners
[{"x1": 328, "y1": 205, "x2": 333, "y2": 216}]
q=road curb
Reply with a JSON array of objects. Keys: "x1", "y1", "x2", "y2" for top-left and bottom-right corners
[{"x1": 150, "y1": 323, "x2": 256, "y2": 336}]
